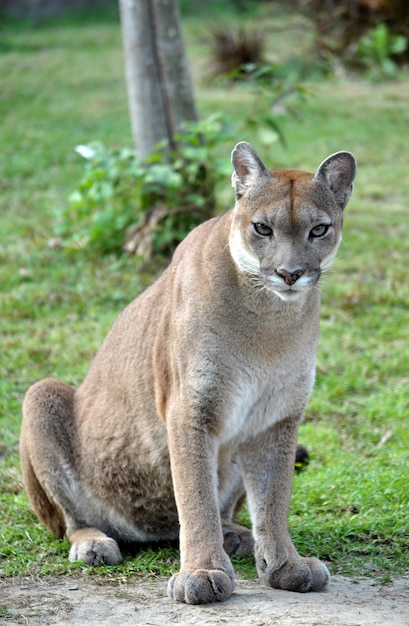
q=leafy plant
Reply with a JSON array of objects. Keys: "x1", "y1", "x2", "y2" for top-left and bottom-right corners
[
  {"x1": 56, "y1": 115, "x2": 233, "y2": 257},
  {"x1": 222, "y1": 63, "x2": 311, "y2": 148},
  {"x1": 290, "y1": 0, "x2": 409, "y2": 70},
  {"x1": 355, "y1": 23, "x2": 407, "y2": 79}
]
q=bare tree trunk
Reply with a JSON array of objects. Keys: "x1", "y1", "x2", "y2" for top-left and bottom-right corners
[{"x1": 119, "y1": 0, "x2": 198, "y2": 160}]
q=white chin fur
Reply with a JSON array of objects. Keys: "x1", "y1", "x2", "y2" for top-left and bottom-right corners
[{"x1": 272, "y1": 288, "x2": 305, "y2": 302}]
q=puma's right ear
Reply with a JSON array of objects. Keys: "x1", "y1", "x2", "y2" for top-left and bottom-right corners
[
  {"x1": 314, "y1": 151, "x2": 356, "y2": 209},
  {"x1": 231, "y1": 141, "x2": 272, "y2": 200}
]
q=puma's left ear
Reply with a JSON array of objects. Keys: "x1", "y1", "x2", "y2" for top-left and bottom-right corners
[
  {"x1": 231, "y1": 141, "x2": 272, "y2": 200},
  {"x1": 314, "y1": 151, "x2": 356, "y2": 209}
]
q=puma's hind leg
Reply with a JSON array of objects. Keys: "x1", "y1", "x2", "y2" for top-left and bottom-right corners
[
  {"x1": 20, "y1": 378, "x2": 122, "y2": 566},
  {"x1": 19, "y1": 438, "x2": 66, "y2": 539},
  {"x1": 20, "y1": 378, "x2": 76, "y2": 539}
]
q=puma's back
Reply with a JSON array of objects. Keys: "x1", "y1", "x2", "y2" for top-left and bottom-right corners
[{"x1": 21, "y1": 142, "x2": 356, "y2": 604}]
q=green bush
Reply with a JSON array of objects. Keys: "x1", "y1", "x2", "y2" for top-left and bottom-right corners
[
  {"x1": 355, "y1": 23, "x2": 407, "y2": 79},
  {"x1": 56, "y1": 115, "x2": 233, "y2": 257}
]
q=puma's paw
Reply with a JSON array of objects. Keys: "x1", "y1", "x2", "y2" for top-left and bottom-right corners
[
  {"x1": 259, "y1": 555, "x2": 330, "y2": 593},
  {"x1": 68, "y1": 537, "x2": 122, "y2": 566},
  {"x1": 167, "y1": 568, "x2": 235, "y2": 604},
  {"x1": 222, "y1": 522, "x2": 255, "y2": 557}
]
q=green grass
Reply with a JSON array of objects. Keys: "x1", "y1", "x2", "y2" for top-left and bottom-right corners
[{"x1": 1, "y1": 7, "x2": 408, "y2": 583}]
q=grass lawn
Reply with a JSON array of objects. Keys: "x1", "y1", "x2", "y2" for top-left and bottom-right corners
[{"x1": 0, "y1": 5, "x2": 408, "y2": 583}]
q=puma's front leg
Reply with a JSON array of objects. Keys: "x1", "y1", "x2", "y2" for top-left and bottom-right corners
[
  {"x1": 166, "y1": 410, "x2": 234, "y2": 604},
  {"x1": 240, "y1": 418, "x2": 329, "y2": 593}
]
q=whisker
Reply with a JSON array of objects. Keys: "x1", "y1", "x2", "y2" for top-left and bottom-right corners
[{"x1": 249, "y1": 276, "x2": 269, "y2": 299}]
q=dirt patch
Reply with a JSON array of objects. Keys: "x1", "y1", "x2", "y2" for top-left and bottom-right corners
[{"x1": 1, "y1": 575, "x2": 408, "y2": 625}]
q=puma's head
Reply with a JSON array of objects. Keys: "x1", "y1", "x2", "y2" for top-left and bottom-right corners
[{"x1": 229, "y1": 141, "x2": 356, "y2": 302}]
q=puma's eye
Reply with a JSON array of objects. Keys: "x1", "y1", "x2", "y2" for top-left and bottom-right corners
[
  {"x1": 254, "y1": 222, "x2": 273, "y2": 237},
  {"x1": 311, "y1": 224, "x2": 329, "y2": 238}
]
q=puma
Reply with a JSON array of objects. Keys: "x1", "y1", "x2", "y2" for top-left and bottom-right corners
[{"x1": 20, "y1": 142, "x2": 356, "y2": 605}]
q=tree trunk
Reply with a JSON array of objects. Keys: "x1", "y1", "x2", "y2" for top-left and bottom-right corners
[{"x1": 119, "y1": 0, "x2": 198, "y2": 160}]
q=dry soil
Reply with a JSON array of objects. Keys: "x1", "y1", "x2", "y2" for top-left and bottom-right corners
[{"x1": 1, "y1": 574, "x2": 408, "y2": 625}]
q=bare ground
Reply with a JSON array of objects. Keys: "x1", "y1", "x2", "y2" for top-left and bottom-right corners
[{"x1": 1, "y1": 574, "x2": 408, "y2": 625}]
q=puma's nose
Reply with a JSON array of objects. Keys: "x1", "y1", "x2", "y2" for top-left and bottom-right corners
[{"x1": 276, "y1": 268, "x2": 305, "y2": 286}]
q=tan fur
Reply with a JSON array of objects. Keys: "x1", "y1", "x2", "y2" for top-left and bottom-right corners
[{"x1": 20, "y1": 142, "x2": 356, "y2": 604}]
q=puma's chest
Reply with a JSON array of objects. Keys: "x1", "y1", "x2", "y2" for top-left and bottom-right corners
[{"x1": 217, "y1": 353, "x2": 316, "y2": 447}]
